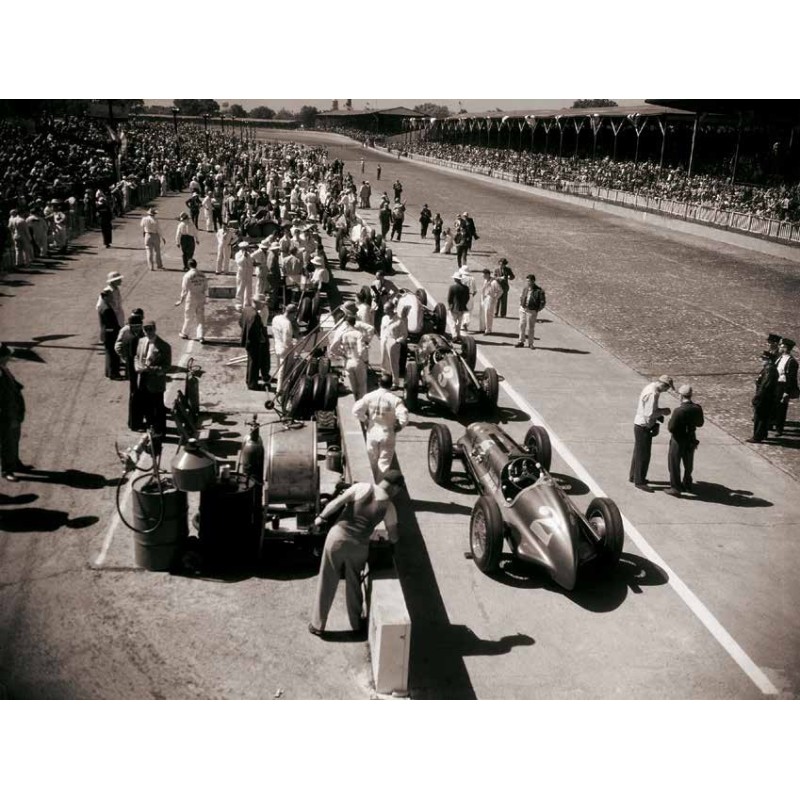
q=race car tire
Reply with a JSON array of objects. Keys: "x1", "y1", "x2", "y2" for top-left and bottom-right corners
[
  {"x1": 523, "y1": 425, "x2": 552, "y2": 472},
  {"x1": 586, "y1": 497, "x2": 624, "y2": 572},
  {"x1": 298, "y1": 296, "x2": 313, "y2": 326},
  {"x1": 288, "y1": 376, "x2": 314, "y2": 419},
  {"x1": 311, "y1": 293, "x2": 321, "y2": 322},
  {"x1": 322, "y1": 373, "x2": 339, "y2": 411},
  {"x1": 383, "y1": 248, "x2": 393, "y2": 270},
  {"x1": 315, "y1": 356, "x2": 330, "y2": 382},
  {"x1": 481, "y1": 367, "x2": 499, "y2": 411},
  {"x1": 470, "y1": 496, "x2": 504, "y2": 574},
  {"x1": 398, "y1": 340, "x2": 409, "y2": 377},
  {"x1": 404, "y1": 360, "x2": 420, "y2": 411},
  {"x1": 338, "y1": 246, "x2": 349, "y2": 269},
  {"x1": 311, "y1": 372, "x2": 325, "y2": 409},
  {"x1": 460, "y1": 335, "x2": 477, "y2": 371},
  {"x1": 428, "y1": 424, "x2": 453, "y2": 485},
  {"x1": 415, "y1": 288, "x2": 428, "y2": 308},
  {"x1": 433, "y1": 302, "x2": 447, "y2": 334},
  {"x1": 375, "y1": 233, "x2": 383, "y2": 249}
]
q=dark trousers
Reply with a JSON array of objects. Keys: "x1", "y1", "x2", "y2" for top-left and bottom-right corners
[
  {"x1": 380, "y1": 220, "x2": 390, "y2": 238},
  {"x1": 390, "y1": 220, "x2": 402, "y2": 240},
  {"x1": 104, "y1": 329, "x2": 121, "y2": 377},
  {"x1": 180, "y1": 235, "x2": 195, "y2": 269},
  {"x1": 420, "y1": 222, "x2": 429, "y2": 239},
  {"x1": 0, "y1": 419, "x2": 21, "y2": 472},
  {"x1": 629, "y1": 424, "x2": 653, "y2": 485},
  {"x1": 496, "y1": 287, "x2": 509, "y2": 317},
  {"x1": 456, "y1": 244, "x2": 468, "y2": 268},
  {"x1": 127, "y1": 361, "x2": 144, "y2": 430},
  {"x1": 668, "y1": 438, "x2": 696, "y2": 491},
  {"x1": 433, "y1": 232, "x2": 441, "y2": 252},
  {"x1": 190, "y1": 210, "x2": 200, "y2": 229},
  {"x1": 773, "y1": 396, "x2": 790, "y2": 434},
  {"x1": 139, "y1": 389, "x2": 167, "y2": 435},
  {"x1": 212, "y1": 208, "x2": 223, "y2": 230},
  {"x1": 100, "y1": 222, "x2": 112, "y2": 246},
  {"x1": 246, "y1": 344, "x2": 271, "y2": 389},
  {"x1": 753, "y1": 405, "x2": 771, "y2": 442}
]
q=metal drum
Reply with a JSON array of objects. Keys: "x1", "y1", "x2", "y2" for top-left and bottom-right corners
[
  {"x1": 263, "y1": 421, "x2": 318, "y2": 505},
  {"x1": 131, "y1": 475, "x2": 189, "y2": 571}
]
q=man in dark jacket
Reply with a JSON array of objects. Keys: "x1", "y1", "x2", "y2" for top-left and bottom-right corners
[
  {"x1": 773, "y1": 337, "x2": 799, "y2": 436},
  {"x1": 462, "y1": 211, "x2": 479, "y2": 251},
  {"x1": 665, "y1": 384, "x2": 704, "y2": 497},
  {"x1": 134, "y1": 322, "x2": 172, "y2": 436},
  {"x1": 390, "y1": 200, "x2": 405, "y2": 241},
  {"x1": 98, "y1": 288, "x2": 123, "y2": 379},
  {"x1": 0, "y1": 343, "x2": 28, "y2": 481},
  {"x1": 240, "y1": 294, "x2": 271, "y2": 390},
  {"x1": 447, "y1": 273, "x2": 470, "y2": 341},
  {"x1": 494, "y1": 258, "x2": 516, "y2": 317},
  {"x1": 97, "y1": 198, "x2": 113, "y2": 248},
  {"x1": 747, "y1": 351, "x2": 778, "y2": 443},
  {"x1": 419, "y1": 204, "x2": 432, "y2": 239},
  {"x1": 378, "y1": 203, "x2": 392, "y2": 239}
]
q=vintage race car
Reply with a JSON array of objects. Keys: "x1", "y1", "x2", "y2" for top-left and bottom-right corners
[
  {"x1": 337, "y1": 221, "x2": 393, "y2": 273},
  {"x1": 394, "y1": 288, "x2": 447, "y2": 341},
  {"x1": 427, "y1": 421, "x2": 624, "y2": 589},
  {"x1": 405, "y1": 333, "x2": 498, "y2": 414}
]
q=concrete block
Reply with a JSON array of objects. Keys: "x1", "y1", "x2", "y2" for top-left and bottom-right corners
[{"x1": 369, "y1": 573, "x2": 411, "y2": 696}]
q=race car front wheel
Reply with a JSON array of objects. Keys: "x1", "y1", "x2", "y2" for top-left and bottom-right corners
[
  {"x1": 470, "y1": 496, "x2": 504, "y2": 574},
  {"x1": 523, "y1": 425, "x2": 552, "y2": 472},
  {"x1": 586, "y1": 497, "x2": 624, "y2": 572},
  {"x1": 404, "y1": 360, "x2": 420, "y2": 411},
  {"x1": 433, "y1": 303, "x2": 447, "y2": 335},
  {"x1": 428, "y1": 424, "x2": 453, "y2": 485},
  {"x1": 481, "y1": 368, "x2": 499, "y2": 411},
  {"x1": 460, "y1": 335, "x2": 477, "y2": 371}
]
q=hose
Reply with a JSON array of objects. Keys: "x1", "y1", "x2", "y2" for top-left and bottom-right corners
[{"x1": 115, "y1": 431, "x2": 168, "y2": 535}]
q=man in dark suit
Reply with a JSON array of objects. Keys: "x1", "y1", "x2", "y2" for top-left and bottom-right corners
[
  {"x1": 773, "y1": 337, "x2": 799, "y2": 436},
  {"x1": 134, "y1": 322, "x2": 172, "y2": 436},
  {"x1": 0, "y1": 343, "x2": 28, "y2": 481},
  {"x1": 747, "y1": 351, "x2": 778, "y2": 443},
  {"x1": 240, "y1": 294, "x2": 271, "y2": 390},
  {"x1": 664, "y1": 384, "x2": 704, "y2": 497}
]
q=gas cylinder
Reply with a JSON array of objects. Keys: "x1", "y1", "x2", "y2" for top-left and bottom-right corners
[
  {"x1": 240, "y1": 416, "x2": 265, "y2": 483},
  {"x1": 171, "y1": 438, "x2": 216, "y2": 492}
]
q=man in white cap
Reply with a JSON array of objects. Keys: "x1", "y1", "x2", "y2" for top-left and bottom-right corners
[
  {"x1": 234, "y1": 242, "x2": 255, "y2": 311},
  {"x1": 629, "y1": 375, "x2": 673, "y2": 490},
  {"x1": 447, "y1": 272, "x2": 470, "y2": 341},
  {"x1": 252, "y1": 238, "x2": 271, "y2": 295},
  {"x1": 308, "y1": 255, "x2": 330, "y2": 291},
  {"x1": 331, "y1": 313, "x2": 368, "y2": 400},
  {"x1": 103, "y1": 271, "x2": 125, "y2": 327},
  {"x1": 352, "y1": 372, "x2": 409, "y2": 480},
  {"x1": 201, "y1": 190, "x2": 216, "y2": 232},
  {"x1": 215, "y1": 223, "x2": 235, "y2": 275},
  {"x1": 272, "y1": 303, "x2": 298, "y2": 393},
  {"x1": 174, "y1": 259, "x2": 207, "y2": 343},
  {"x1": 140, "y1": 208, "x2": 165, "y2": 270},
  {"x1": 665, "y1": 384, "x2": 704, "y2": 497}
]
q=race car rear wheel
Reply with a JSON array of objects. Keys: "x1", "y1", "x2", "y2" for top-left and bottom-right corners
[
  {"x1": 404, "y1": 360, "x2": 420, "y2": 411},
  {"x1": 481, "y1": 367, "x2": 499, "y2": 411},
  {"x1": 383, "y1": 248, "x2": 393, "y2": 269},
  {"x1": 523, "y1": 425, "x2": 552, "y2": 472},
  {"x1": 322, "y1": 373, "x2": 339, "y2": 411},
  {"x1": 460, "y1": 335, "x2": 477, "y2": 371},
  {"x1": 433, "y1": 302, "x2": 447, "y2": 334},
  {"x1": 298, "y1": 296, "x2": 313, "y2": 326},
  {"x1": 470, "y1": 496, "x2": 504, "y2": 574},
  {"x1": 428, "y1": 424, "x2": 453, "y2": 485},
  {"x1": 288, "y1": 376, "x2": 314, "y2": 419},
  {"x1": 311, "y1": 293, "x2": 321, "y2": 322},
  {"x1": 399, "y1": 340, "x2": 408, "y2": 376},
  {"x1": 586, "y1": 497, "x2": 624, "y2": 572},
  {"x1": 375, "y1": 233, "x2": 383, "y2": 249},
  {"x1": 415, "y1": 288, "x2": 428, "y2": 308},
  {"x1": 338, "y1": 246, "x2": 349, "y2": 269}
]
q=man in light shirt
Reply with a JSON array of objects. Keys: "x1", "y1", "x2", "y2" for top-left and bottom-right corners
[
  {"x1": 174, "y1": 259, "x2": 208, "y2": 343},
  {"x1": 331, "y1": 315, "x2": 368, "y2": 399},
  {"x1": 773, "y1": 337, "x2": 799, "y2": 436},
  {"x1": 629, "y1": 375, "x2": 673, "y2": 490},
  {"x1": 272, "y1": 304, "x2": 298, "y2": 393},
  {"x1": 215, "y1": 224, "x2": 235, "y2": 274},
  {"x1": 234, "y1": 242, "x2": 255, "y2": 311},
  {"x1": 140, "y1": 208, "x2": 165, "y2": 270}
]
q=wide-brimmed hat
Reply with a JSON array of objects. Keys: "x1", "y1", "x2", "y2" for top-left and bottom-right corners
[
  {"x1": 148, "y1": 208, "x2": 157, "y2": 215},
  {"x1": 107, "y1": 271, "x2": 123, "y2": 283},
  {"x1": 179, "y1": 211, "x2": 189, "y2": 220},
  {"x1": 781, "y1": 337, "x2": 796, "y2": 350},
  {"x1": 253, "y1": 293, "x2": 267, "y2": 304},
  {"x1": 657, "y1": 375, "x2": 675, "y2": 389},
  {"x1": 238, "y1": 242, "x2": 250, "y2": 249}
]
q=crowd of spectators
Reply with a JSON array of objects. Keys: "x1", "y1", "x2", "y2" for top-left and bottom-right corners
[{"x1": 402, "y1": 142, "x2": 800, "y2": 223}]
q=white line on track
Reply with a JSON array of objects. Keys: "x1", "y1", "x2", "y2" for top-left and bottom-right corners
[
  {"x1": 399, "y1": 261, "x2": 780, "y2": 696},
  {"x1": 93, "y1": 340, "x2": 197, "y2": 568}
]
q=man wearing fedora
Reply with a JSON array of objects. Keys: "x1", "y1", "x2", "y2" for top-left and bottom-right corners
[
  {"x1": 773, "y1": 337, "x2": 798, "y2": 436},
  {"x1": 0, "y1": 343, "x2": 30, "y2": 482},
  {"x1": 748, "y1": 351, "x2": 779, "y2": 443},
  {"x1": 629, "y1": 375, "x2": 673, "y2": 490},
  {"x1": 240, "y1": 295, "x2": 271, "y2": 391},
  {"x1": 140, "y1": 208, "x2": 166, "y2": 270},
  {"x1": 134, "y1": 322, "x2": 172, "y2": 437},
  {"x1": 665, "y1": 384, "x2": 704, "y2": 497}
]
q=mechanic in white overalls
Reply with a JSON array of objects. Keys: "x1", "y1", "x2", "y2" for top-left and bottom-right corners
[
  {"x1": 380, "y1": 302, "x2": 408, "y2": 389},
  {"x1": 352, "y1": 372, "x2": 409, "y2": 479},
  {"x1": 175, "y1": 259, "x2": 208, "y2": 343},
  {"x1": 215, "y1": 224, "x2": 235, "y2": 274},
  {"x1": 458, "y1": 265, "x2": 476, "y2": 331},
  {"x1": 331, "y1": 314, "x2": 368, "y2": 400},
  {"x1": 309, "y1": 470, "x2": 405, "y2": 636},
  {"x1": 272, "y1": 303, "x2": 298, "y2": 393},
  {"x1": 234, "y1": 241, "x2": 254, "y2": 311}
]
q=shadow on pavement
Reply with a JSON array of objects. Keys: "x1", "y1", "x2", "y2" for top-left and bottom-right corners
[
  {"x1": 679, "y1": 482, "x2": 773, "y2": 507},
  {"x1": 411, "y1": 498, "x2": 472, "y2": 517},
  {"x1": 550, "y1": 473, "x2": 591, "y2": 496},
  {"x1": 492, "y1": 552, "x2": 668, "y2": 612},
  {"x1": 15, "y1": 468, "x2": 117, "y2": 490},
  {"x1": 534, "y1": 346, "x2": 591, "y2": 355},
  {"x1": 0, "y1": 508, "x2": 99, "y2": 533},
  {"x1": 0, "y1": 493, "x2": 38, "y2": 506}
]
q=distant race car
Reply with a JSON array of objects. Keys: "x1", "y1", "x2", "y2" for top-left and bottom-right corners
[
  {"x1": 404, "y1": 332, "x2": 497, "y2": 414},
  {"x1": 427, "y1": 421, "x2": 624, "y2": 589},
  {"x1": 337, "y1": 221, "x2": 394, "y2": 273}
]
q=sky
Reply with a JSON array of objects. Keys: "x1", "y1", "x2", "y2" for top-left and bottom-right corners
[{"x1": 145, "y1": 99, "x2": 645, "y2": 114}]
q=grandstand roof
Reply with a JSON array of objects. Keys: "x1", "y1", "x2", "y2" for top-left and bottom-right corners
[
  {"x1": 317, "y1": 106, "x2": 425, "y2": 118},
  {"x1": 440, "y1": 104, "x2": 693, "y2": 123},
  {"x1": 647, "y1": 99, "x2": 800, "y2": 123}
]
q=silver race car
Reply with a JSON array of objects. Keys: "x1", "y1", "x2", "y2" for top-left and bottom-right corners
[
  {"x1": 427, "y1": 421, "x2": 624, "y2": 589},
  {"x1": 405, "y1": 333, "x2": 498, "y2": 414}
]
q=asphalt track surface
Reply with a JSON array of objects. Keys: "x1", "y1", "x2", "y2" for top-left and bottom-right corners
[{"x1": 0, "y1": 130, "x2": 797, "y2": 699}]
